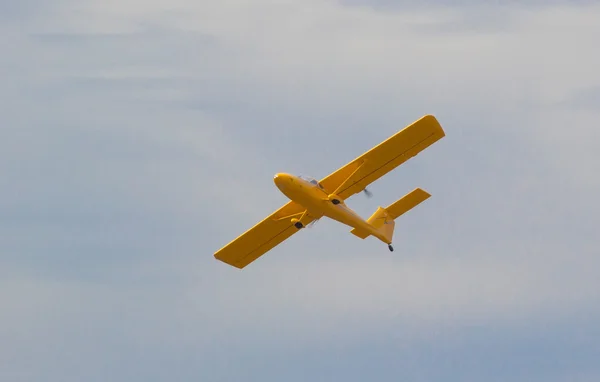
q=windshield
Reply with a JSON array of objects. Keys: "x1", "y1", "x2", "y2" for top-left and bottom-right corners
[{"x1": 298, "y1": 174, "x2": 324, "y2": 189}]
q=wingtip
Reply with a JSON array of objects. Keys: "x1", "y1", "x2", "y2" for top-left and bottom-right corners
[
  {"x1": 421, "y1": 114, "x2": 445, "y2": 138},
  {"x1": 415, "y1": 187, "x2": 431, "y2": 198},
  {"x1": 214, "y1": 255, "x2": 246, "y2": 270}
]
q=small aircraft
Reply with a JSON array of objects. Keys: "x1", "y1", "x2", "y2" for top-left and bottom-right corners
[{"x1": 214, "y1": 114, "x2": 445, "y2": 269}]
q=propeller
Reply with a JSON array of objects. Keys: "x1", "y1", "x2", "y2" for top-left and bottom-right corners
[{"x1": 306, "y1": 218, "x2": 320, "y2": 228}]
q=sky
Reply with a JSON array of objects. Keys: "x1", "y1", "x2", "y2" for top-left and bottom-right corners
[{"x1": 1, "y1": 0, "x2": 600, "y2": 381}]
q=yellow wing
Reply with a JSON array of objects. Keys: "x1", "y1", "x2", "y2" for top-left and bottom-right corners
[
  {"x1": 319, "y1": 115, "x2": 445, "y2": 199},
  {"x1": 214, "y1": 201, "x2": 315, "y2": 269}
]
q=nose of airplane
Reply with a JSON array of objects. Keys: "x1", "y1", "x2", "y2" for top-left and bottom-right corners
[{"x1": 273, "y1": 173, "x2": 292, "y2": 187}]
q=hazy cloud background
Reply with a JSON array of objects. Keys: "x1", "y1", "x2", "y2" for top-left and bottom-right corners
[{"x1": 1, "y1": 1, "x2": 599, "y2": 381}]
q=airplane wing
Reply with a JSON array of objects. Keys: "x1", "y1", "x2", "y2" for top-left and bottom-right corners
[
  {"x1": 319, "y1": 115, "x2": 445, "y2": 200},
  {"x1": 214, "y1": 201, "x2": 315, "y2": 269}
]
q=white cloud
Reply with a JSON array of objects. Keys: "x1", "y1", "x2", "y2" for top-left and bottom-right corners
[
  {"x1": 2, "y1": 1, "x2": 600, "y2": 380},
  {"x1": 3, "y1": 0, "x2": 599, "y2": 309}
]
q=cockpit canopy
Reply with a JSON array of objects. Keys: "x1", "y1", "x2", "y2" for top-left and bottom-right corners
[{"x1": 298, "y1": 174, "x2": 325, "y2": 189}]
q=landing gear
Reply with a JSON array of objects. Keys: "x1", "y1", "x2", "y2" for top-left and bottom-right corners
[
  {"x1": 388, "y1": 244, "x2": 394, "y2": 252},
  {"x1": 332, "y1": 199, "x2": 341, "y2": 205},
  {"x1": 294, "y1": 221, "x2": 304, "y2": 229}
]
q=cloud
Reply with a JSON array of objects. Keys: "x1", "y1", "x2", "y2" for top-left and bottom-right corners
[
  {"x1": 1, "y1": 1, "x2": 600, "y2": 381},
  {"x1": 338, "y1": 0, "x2": 598, "y2": 9},
  {"x1": 558, "y1": 85, "x2": 600, "y2": 112}
]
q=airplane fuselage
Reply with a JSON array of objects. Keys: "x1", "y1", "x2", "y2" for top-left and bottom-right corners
[{"x1": 273, "y1": 173, "x2": 389, "y2": 243}]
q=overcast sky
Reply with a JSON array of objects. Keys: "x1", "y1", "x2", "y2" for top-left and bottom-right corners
[{"x1": 1, "y1": 1, "x2": 600, "y2": 381}]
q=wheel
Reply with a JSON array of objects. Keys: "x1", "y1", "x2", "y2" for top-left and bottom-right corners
[
  {"x1": 388, "y1": 244, "x2": 394, "y2": 252},
  {"x1": 332, "y1": 199, "x2": 340, "y2": 205},
  {"x1": 294, "y1": 222, "x2": 304, "y2": 229}
]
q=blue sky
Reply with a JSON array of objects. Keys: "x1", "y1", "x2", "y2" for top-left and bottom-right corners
[{"x1": 1, "y1": 1, "x2": 600, "y2": 381}]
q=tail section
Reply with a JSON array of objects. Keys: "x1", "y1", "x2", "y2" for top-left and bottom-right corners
[
  {"x1": 350, "y1": 188, "x2": 431, "y2": 243},
  {"x1": 385, "y1": 187, "x2": 431, "y2": 220}
]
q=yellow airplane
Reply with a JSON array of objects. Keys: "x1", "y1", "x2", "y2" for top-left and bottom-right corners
[{"x1": 214, "y1": 114, "x2": 445, "y2": 269}]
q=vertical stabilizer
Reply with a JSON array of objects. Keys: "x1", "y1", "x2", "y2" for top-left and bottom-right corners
[
  {"x1": 349, "y1": 188, "x2": 430, "y2": 243},
  {"x1": 350, "y1": 206, "x2": 395, "y2": 242}
]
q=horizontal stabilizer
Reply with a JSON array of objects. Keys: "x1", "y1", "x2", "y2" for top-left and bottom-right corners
[
  {"x1": 350, "y1": 227, "x2": 371, "y2": 239},
  {"x1": 385, "y1": 188, "x2": 431, "y2": 220},
  {"x1": 349, "y1": 188, "x2": 430, "y2": 242}
]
